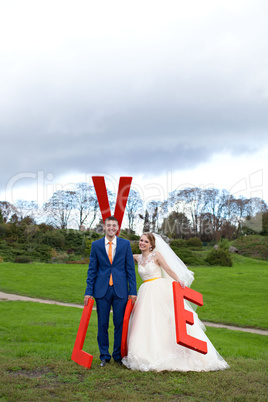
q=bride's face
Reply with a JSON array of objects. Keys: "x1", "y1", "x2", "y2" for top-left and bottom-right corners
[{"x1": 139, "y1": 235, "x2": 151, "y2": 252}]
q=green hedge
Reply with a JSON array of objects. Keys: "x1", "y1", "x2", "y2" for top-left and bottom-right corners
[
  {"x1": 0, "y1": 221, "x2": 107, "y2": 263},
  {"x1": 15, "y1": 255, "x2": 32, "y2": 263},
  {"x1": 170, "y1": 246, "x2": 206, "y2": 266},
  {"x1": 205, "y1": 248, "x2": 233, "y2": 267},
  {"x1": 170, "y1": 237, "x2": 203, "y2": 250}
]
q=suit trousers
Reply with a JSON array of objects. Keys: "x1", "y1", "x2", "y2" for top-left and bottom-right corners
[{"x1": 95, "y1": 285, "x2": 128, "y2": 361}]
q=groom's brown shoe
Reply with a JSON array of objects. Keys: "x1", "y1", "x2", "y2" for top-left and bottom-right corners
[{"x1": 100, "y1": 359, "x2": 109, "y2": 367}]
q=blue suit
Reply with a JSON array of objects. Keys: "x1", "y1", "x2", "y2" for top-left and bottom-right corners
[{"x1": 85, "y1": 237, "x2": 137, "y2": 361}]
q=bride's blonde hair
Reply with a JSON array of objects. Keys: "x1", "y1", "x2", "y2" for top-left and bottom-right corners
[{"x1": 143, "y1": 232, "x2": 156, "y2": 250}]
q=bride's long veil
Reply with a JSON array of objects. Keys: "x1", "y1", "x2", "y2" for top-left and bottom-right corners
[
  {"x1": 153, "y1": 233, "x2": 204, "y2": 324},
  {"x1": 153, "y1": 233, "x2": 194, "y2": 287}
]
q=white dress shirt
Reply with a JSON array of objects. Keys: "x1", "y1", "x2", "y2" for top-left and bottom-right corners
[{"x1": 105, "y1": 236, "x2": 117, "y2": 261}]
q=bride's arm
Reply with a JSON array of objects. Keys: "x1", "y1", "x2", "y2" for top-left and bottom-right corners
[
  {"x1": 155, "y1": 251, "x2": 185, "y2": 288},
  {"x1": 133, "y1": 254, "x2": 139, "y2": 263}
]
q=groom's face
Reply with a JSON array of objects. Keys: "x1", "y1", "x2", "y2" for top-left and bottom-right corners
[{"x1": 104, "y1": 219, "x2": 119, "y2": 239}]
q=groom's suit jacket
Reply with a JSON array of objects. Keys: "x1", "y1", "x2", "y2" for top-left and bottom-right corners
[{"x1": 85, "y1": 237, "x2": 137, "y2": 299}]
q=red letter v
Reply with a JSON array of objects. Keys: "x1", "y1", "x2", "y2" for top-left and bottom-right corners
[{"x1": 92, "y1": 176, "x2": 132, "y2": 235}]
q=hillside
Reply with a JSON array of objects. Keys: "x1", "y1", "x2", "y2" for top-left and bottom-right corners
[{"x1": 231, "y1": 235, "x2": 268, "y2": 260}]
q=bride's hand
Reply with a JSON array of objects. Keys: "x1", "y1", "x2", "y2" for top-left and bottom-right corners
[
  {"x1": 177, "y1": 280, "x2": 185, "y2": 289},
  {"x1": 128, "y1": 295, "x2": 137, "y2": 304}
]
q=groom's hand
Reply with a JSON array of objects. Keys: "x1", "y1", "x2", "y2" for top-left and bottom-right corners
[
  {"x1": 84, "y1": 295, "x2": 93, "y2": 306},
  {"x1": 128, "y1": 295, "x2": 137, "y2": 305}
]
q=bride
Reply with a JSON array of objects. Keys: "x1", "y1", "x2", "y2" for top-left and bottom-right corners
[{"x1": 122, "y1": 233, "x2": 229, "y2": 372}]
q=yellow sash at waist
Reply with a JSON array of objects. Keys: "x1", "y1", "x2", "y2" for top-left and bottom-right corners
[{"x1": 144, "y1": 277, "x2": 161, "y2": 283}]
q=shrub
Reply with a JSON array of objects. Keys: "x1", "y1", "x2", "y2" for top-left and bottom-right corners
[
  {"x1": 88, "y1": 231, "x2": 102, "y2": 239},
  {"x1": 131, "y1": 241, "x2": 140, "y2": 255},
  {"x1": 170, "y1": 239, "x2": 186, "y2": 248},
  {"x1": 205, "y1": 249, "x2": 232, "y2": 267},
  {"x1": 0, "y1": 255, "x2": 3, "y2": 263},
  {"x1": 28, "y1": 244, "x2": 53, "y2": 263},
  {"x1": 15, "y1": 255, "x2": 32, "y2": 263},
  {"x1": 186, "y1": 237, "x2": 203, "y2": 249},
  {"x1": 41, "y1": 231, "x2": 65, "y2": 249},
  {"x1": 63, "y1": 230, "x2": 85, "y2": 254},
  {"x1": 128, "y1": 234, "x2": 140, "y2": 241},
  {"x1": 0, "y1": 240, "x2": 16, "y2": 262},
  {"x1": 51, "y1": 251, "x2": 69, "y2": 263},
  {"x1": 84, "y1": 239, "x2": 94, "y2": 257},
  {"x1": 8, "y1": 241, "x2": 19, "y2": 248},
  {"x1": 0, "y1": 224, "x2": 6, "y2": 238},
  {"x1": 170, "y1": 237, "x2": 203, "y2": 249},
  {"x1": 218, "y1": 238, "x2": 229, "y2": 250},
  {"x1": 171, "y1": 246, "x2": 206, "y2": 266},
  {"x1": 38, "y1": 223, "x2": 55, "y2": 233},
  {"x1": 119, "y1": 230, "x2": 140, "y2": 241},
  {"x1": 50, "y1": 249, "x2": 58, "y2": 259}
]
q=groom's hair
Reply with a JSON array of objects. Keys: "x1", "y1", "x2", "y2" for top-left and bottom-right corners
[{"x1": 104, "y1": 216, "x2": 119, "y2": 224}]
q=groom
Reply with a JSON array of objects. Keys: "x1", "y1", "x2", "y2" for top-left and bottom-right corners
[{"x1": 84, "y1": 216, "x2": 137, "y2": 366}]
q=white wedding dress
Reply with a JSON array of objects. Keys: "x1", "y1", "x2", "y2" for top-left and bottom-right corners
[{"x1": 122, "y1": 236, "x2": 229, "y2": 372}]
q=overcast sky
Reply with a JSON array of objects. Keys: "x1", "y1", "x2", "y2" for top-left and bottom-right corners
[{"x1": 1, "y1": 0, "x2": 267, "y2": 205}]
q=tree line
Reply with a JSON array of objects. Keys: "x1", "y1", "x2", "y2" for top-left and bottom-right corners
[{"x1": 0, "y1": 183, "x2": 267, "y2": 241}]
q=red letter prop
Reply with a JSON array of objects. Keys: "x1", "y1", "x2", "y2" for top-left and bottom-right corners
[
  {"x1": 173, "y1": 282, "x2": 208, "y2": 355},
  {"x1": 72, "y1": 177, "x2": 133, "y2": 368},
  {"x1": 71, "y1": 299, "x2": 94, "y2": 369},
  {"x1": 92, "y1": 176, "x2": 132, "y2": 235},
  {"x1": 121, "y1": 299, "x2": 134, "y2": 358}
]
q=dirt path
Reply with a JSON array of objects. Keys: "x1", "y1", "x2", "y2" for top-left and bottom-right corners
[
  {"x1": 0, "y1": 291, "x2": 83, "y2": 308},
  {"x1": 1, "y1": 291, "x2": 267, "y2": 336}
]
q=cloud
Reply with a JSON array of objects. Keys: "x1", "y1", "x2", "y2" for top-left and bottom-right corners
[{"x1": 1, "y1": 0, "x2": 268, "y2": 194}]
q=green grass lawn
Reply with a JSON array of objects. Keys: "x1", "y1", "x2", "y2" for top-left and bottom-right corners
[
  {"x1": 0, "y1": 254, "x2": 267, "y2": 329},
  {"x1": 0, "y1": 301, "x2": 267, "y2": 401},
  {"x1": 0, "y1": 255, "x2": 267, "y2": 400},
  {"x1": 190, "y1": 255, "x2": 268, "y2": 329}
]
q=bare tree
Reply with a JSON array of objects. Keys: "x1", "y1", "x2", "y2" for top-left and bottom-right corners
[
  {"x1": 89, "y1": 188, "x2": 116, "y2": 229},
  {"x1": 44, "y1": 190, "x2": 76, "y2": 229},
  {"x1": 198, "y1": 212, "x2": 217, "y2": 241},
  {"x1": 217, "y1": 191, "x2": 236, "y2": 230},
  {"x1": 231, "y1": 197, "x2": 251, "y2": 236},
  {"x1": 0, "y1": 201, "x2": 18, "y2": 223},
  {"x1": 146, "y1": 200, "x2": 163, "y2": 233},
  {"x1": 168, "y1": 190, "x2": 184, "y2": 214},
  {"x1": 74, "y1": 183, "x2": 99, "y2": 228},
  {"x1": 125, "y1": 189, "x2": 144, "y2": 232},
  {"x1": 202, "y1": 189, "x2": 227, "y2": 240},
  {"x1": 174, "y1": 188, "x2": 206, "y2": 236},
  {"x1": 15, "y1": 200, "x2": 38, "y2": 221},
  {"x1": 143, "y1": 210, "x2": 150, "y2": 232},
  {"x1": 169, "y1": 188, "x2": 205, "y2": 235},
  {"x1": 247, "y1": 197, "x2": 268, "y2": 216}
]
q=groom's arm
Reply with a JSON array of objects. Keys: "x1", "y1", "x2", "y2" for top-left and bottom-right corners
[{"x1": 84, "y1": 242, "x2": 98, "y2": 303}]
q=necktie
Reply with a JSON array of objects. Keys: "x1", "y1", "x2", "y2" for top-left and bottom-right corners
[{"x1": 108, "y1": 241, "x2": 113, "y2": 286}]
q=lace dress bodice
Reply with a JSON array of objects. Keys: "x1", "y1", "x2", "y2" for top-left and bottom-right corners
[{"x1": 138, "y1": 252, "x2": 162, "y2": 282}]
